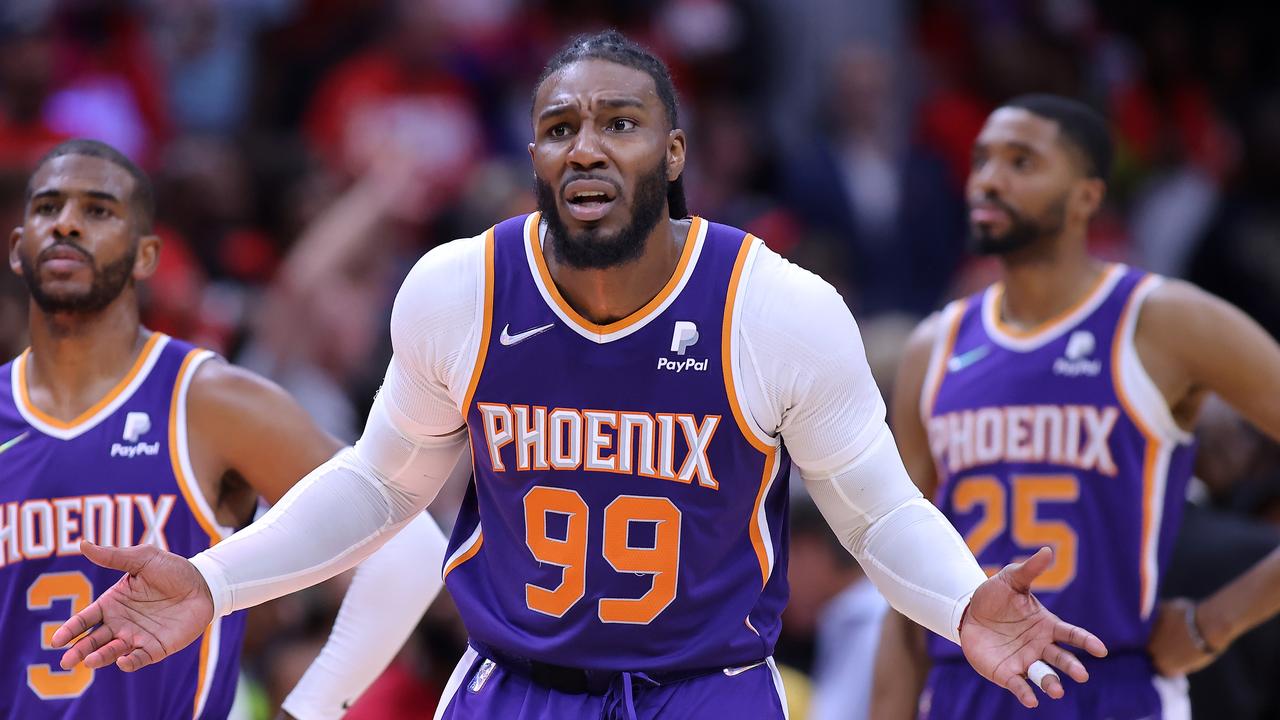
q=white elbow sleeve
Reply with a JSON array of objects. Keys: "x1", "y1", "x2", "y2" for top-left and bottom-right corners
[{"x1": 804, "y1": 425, "x2": 987, "y2": 644}]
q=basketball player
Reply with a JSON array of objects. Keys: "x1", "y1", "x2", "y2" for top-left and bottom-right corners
[
  {"x1": 52, "y1": 34, "x2": 1107, "y2": 719},
  {"x1": 2, "y1": 139, "x2": 447, "y2": 719},
  {"x1": 870, "y1": 94, "x2": 1280, "y2": 719}
]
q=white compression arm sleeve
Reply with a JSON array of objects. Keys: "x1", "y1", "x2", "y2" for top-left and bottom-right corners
[
  {"x1": 281, "y1": 511, "x2": 448, "y2": 719},
  {"x1": 803, "y1": 424, "x2": 987, "y2": 644},
  {"x1": 190, "y1": 383, "x2": 468, "y2": 617}
]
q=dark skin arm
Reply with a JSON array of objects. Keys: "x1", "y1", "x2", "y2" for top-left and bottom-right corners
[
  {"x1": 869, "y1": 313, "x2": 941, "y2": 719},
  {"x1": 185, "y1": 359, "x2": 343, "y2": 523},
  {"x1": 1138, "y1": 281, "x2": 1280, "y2": 674}
]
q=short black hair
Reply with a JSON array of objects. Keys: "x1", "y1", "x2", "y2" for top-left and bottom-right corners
[
  {"x1": 26, "y1": 139, "x2": 156, "y2": 232},
  {"x1": 1002, "y1": 94, "x2": 1114, "y2": 181},
  {"x1": 534, "y1": 30, "x2": 688, "y2": 218}
]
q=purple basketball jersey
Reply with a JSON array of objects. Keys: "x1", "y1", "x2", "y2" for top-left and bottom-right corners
[
  {"x1": 923, "y1": 265, "x2": 1195, "y2": 662},
  {"x1": 0, "y1": 334, "x2": 247, "y2": 719},
  {"x1": 444, "y1": 213, "x2": 792, "y2": 673}
]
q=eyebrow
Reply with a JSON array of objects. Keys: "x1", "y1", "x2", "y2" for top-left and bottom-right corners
[
  {"x1": 537, "y1": 96, "x2": 647, "y2": 123},
  {"x1": 30, "y1": 189, "x2": 123, "y2": 204}
]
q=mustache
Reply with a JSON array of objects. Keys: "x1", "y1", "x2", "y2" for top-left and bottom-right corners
[
  {"x1": 559, "y1": 173, "x2": 621, "y2": 196},
  {"x1": 37, "y1": 241, "x2": 94, "y2": 265},
  {"x1": 970, "y1": 195, "x2": 1020, "y2": 217}
]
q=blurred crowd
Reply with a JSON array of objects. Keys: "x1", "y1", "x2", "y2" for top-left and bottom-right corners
[{"x1": 3, "y1": 0, "x2": 1280, "y2": 718}]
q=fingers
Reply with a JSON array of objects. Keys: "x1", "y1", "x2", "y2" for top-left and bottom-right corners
[
  {"x1": 81, "y1": 540, "x2": 155, "y2": 575},
  {"x1": 117, "y1": 646, "x2": 157, "y2": 673},
  {"x1": 51, "y1": 601, "x2": 104, "y2": 649},
  {"x1": 1002, "y1": 673, "x2": 1039, "y2": 709},
  {"x1": 1003, "y1": 547, "x2": 1053, "y2": 593},
  {"x1": 57, "y1": 624, "x2": 115, "y2": 670},
  {"x1": 1028, "y1": 661, "x2": 1063, "y2": 699},
  {"x1": 83, "y1": 638, "x2": 134, "y2": 671},
  {"x1": 1054, "y1": 620, "x2": 1109, "y2": 658},
  {"x1": 1041, "y1": 644, "x2": 1088, "y2": 683}
]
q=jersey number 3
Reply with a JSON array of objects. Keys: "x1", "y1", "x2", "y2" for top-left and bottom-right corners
[
  {"x1": 525, "y1": 487, "x2": 680, "y2": 624},
  {"x1": 28, "y1": 571, "x2": 95, "y2": 699}
]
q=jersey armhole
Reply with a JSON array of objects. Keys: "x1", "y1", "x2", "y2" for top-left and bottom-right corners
[
  {"x1": 723, "y1": 234, "x2": 781, "y2": 452},
  {"x1": 919, "y1": 299, "x2": 968, "y2": 422},
  {"x1": 170, "y1": 350, "x2": 234, "y2": 545},
  {"x1": 1112, "y1": 275, "x2": 1195, "y2": 446},
  {"x1": 455, "y1": 227, "x2": 497, "y2": 417}
]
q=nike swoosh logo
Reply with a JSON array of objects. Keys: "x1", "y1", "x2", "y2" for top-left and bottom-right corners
[
  {"x1": 0, "y1": 431, "x2": 30, "y2": 455},
  {"x1": 947, "y1": 345, "x2": 990, "y2": 372},
  {"x1": 723, "y1": 660, "x2": 766, "y2": 677},
  {"x1": 500, "y1": 323, "x2": 555, "y2": 347}
]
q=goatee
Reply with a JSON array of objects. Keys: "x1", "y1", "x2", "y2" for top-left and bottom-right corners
[
  {"x1": 20, "y1": 243, "x2": 136, "y2": 315},
  {"x1": 536, "y1": 160, "x2": 669, "y2": 270}
]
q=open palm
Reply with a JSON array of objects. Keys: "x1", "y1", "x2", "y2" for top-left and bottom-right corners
[
  {"x1": 52, "y1": 541, "x2": 214, "y2": 673},
  {"x1": 960, "y1": 547, "x2": 1109, "y2": 708}
]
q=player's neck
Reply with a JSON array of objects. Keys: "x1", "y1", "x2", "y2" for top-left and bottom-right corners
[
  {"x1": 546, "y1": 217, "x2": 690, "y2": 325},
  {"x1": 24, "y1": 296, "x2": 148, "y2": 420},
  {"x1": 997, "y1": 239, "x2": 1106, "y2": 331}
]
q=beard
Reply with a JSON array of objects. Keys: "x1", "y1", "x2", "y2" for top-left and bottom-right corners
[
  {"x1": 970, "y1": 193, "x2": 1068, "y2": 257},
  {"x1": 536, "y1": 159, "x2": 669, "y2": 270},
  {"x1": 20, "y1": 242, "x2": 136, "y2": 315}
]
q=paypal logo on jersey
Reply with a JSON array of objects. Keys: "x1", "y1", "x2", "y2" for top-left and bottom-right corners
[
  {"x1": 112, "y1": 411, "x2": 160, "y2": 458},
  {"x1": 658, "y1": 321, "x2": 709, "y2": 372},
  {"x1": 1054, "y1": 330, "x2": 1102, "y2": 377}
]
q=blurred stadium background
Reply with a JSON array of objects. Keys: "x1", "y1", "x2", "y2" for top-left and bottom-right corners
[{"x1": 3, "y1": 0, "x2": 1279, "y2": 718}]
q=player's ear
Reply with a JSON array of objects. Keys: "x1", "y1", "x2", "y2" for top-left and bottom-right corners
[
  {"x1": 132, "y1": 233, "x2": 162, "y2": 281},
  {"x1": 666, "y1": 129, "x2": 686, "y2": 182},
  {"x1": 8, "y1": 227, "x2": 21, "y2": 277},
  {"x1": 1075, "y1": 177, "x2": 1105, "y2": 219}
]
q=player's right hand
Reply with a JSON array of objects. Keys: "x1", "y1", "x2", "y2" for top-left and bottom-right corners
[{"x1": 51, "y1": 540, "x2": 214, "y2": 673}]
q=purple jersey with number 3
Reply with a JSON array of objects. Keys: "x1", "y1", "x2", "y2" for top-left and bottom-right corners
[
  {"x1": 443, "y1": 213, "x2": 792, "y2": 672},
  {"x1": 0, "y1": 334, "x2": 246, "y2": 719},
  {"x1": 924, "y1": 265, "x2": 1196, "y2": 663}
]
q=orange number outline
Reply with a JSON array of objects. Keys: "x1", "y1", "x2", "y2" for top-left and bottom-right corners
[
  {"x1": 599, "y1": 495, "x2": 681, "y2": 624},
  {"x1": 27, "y1": 571, "x2": 95, "y2": 699},
  {"x1": 524, "y1": 487, "x2": 590, "y2": 618},
  {"x1": 523, "y1": 489, "x2": 684, "y2": 625},
  {"x1": 951, "y1": 474, "x2": 1080, "y2": 590}
]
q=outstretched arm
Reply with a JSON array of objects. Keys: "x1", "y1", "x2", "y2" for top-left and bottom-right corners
[
  {"x1": 53, "y1": 239, "x2": 482, "y2": 674},
  {"x1": 869, "y1": 313, "x2": 942, "y2": 719}
]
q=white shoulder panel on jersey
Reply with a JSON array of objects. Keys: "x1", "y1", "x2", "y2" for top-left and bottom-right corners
[
  {"x1": 736, "y1": 242, "x2": 887, "y2": 478},
  {"x1": 387, "y1": 232, "x2": 487, "y2": 433}
]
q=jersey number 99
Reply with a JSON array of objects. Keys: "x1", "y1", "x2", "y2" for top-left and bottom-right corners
[{"x1": 524, "y1": 487, "x2": 681, "y2": 624}]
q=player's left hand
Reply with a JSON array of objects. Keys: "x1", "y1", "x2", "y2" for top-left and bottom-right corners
[
  {"x1": 959, "y1": 547, "x2": 1109, "y2": 709},
  {"x1": 1147, "y1": 597, "x2": 1218, "y2": 676}
]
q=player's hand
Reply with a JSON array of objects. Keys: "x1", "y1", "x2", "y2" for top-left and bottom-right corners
[
  {"x1": 959, "y1": 547, "x2": 1109, "y2": 709},
  {"x1": 50, "y1": 540, "x2": 214, "y2": 673},
  {"x1": 1147, "y1": 598, "x2": 1218, "y2": 676}
]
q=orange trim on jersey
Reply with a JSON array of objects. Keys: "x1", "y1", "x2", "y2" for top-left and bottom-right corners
[
  {"x1": 17, "y1": 333, "x2": 163, "y2": 430},
  {"x1": 988, "y1": 264, "x2": 1119, "y2": 341},
  {"x1": 527, "y1": 212, "x2": 703, "y2": 335},
  {"x1": 192, "y1": 624, "x2": 213, "y2": 719},
  {"x1": 461, "y1": 227, "x2": 497, "y2": 416},
  {"x1": 168, "y1": 350, "x2": 223, "y2": 546},
  {"x1": 748, "y1": 448, "x2": 779, "y2": 586},
  {"x1": 721, "y1": 234, "x2": 772, "y2": 455},
  {"x1": 923, "y1": 299, "x2": 968, "y2": 418},
  {"x1": 443, "y1": 532, "x2": 484, "y2": 579},
  {"x1": 1111, "y1": 275, "x2": 1162, "y2": 618}
]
